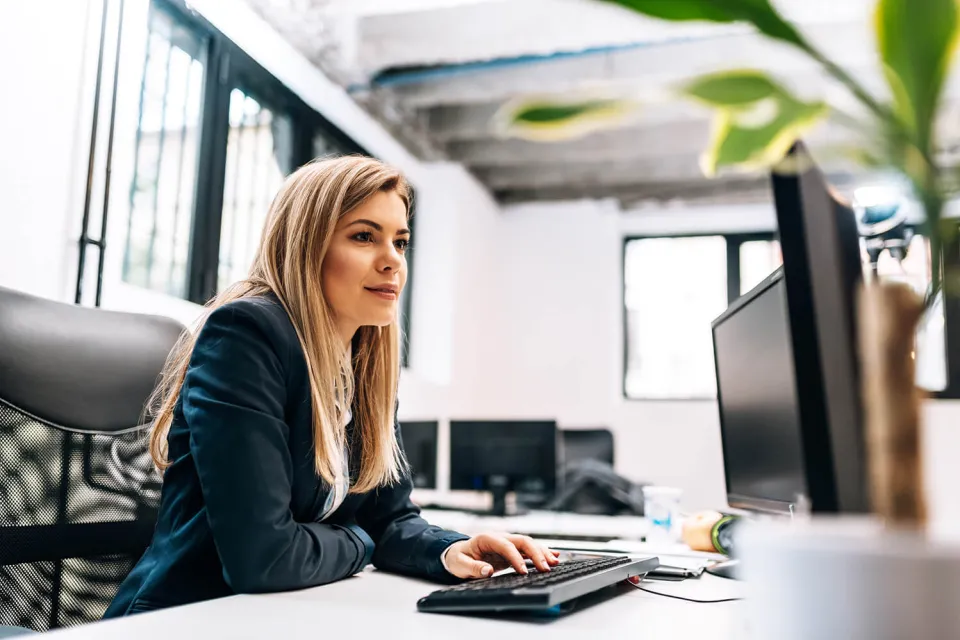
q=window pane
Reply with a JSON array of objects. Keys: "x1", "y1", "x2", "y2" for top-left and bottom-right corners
[
  {"x1": 740, "y1": 240, "x2": 783, "y2": 294},
  {"x1": 864, "y1": 234, "x2": 945, "y2": 391},
  {"x1": 624, "y1": 237, "x2": 728, "y2": 399},
  {"x1": 217, "y1": 90, "x2": 293, "y2": 291},
  {"x1": 122, "y1": 7, "x2": 205, "y2": 298}
]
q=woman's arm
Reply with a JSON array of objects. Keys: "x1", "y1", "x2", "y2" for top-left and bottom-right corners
[
  {"x1": 354, "y1": 424, "x2": 469, "y2": 583},
  {"x1": 184, "y1": 301, "x2": 368, "y2": 593}
]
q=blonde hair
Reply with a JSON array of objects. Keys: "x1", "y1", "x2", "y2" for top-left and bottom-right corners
[{"x1": 148, "y1": 156, "x2": 410, "y2": 493}]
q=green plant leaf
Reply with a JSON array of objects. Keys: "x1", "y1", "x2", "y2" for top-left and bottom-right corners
[
  {"x1": 512, "y1": 101, "x2": 619, "y2": 124},
  {"x1": 693, "y1": 75, "x2": 828, "y2": 176},
  {"x1": 683, "y1": 70, "x2": 778, "y2": 106},
  {"x1": 497, "y1": 97, "x2": 640, "y2": 141},
  {"x1": 602, "y1": 0, "x2": 805, "y2": 47},
  {"x1": 875, "y1": 0, "x2": 960, "y2": 150},
  {"x1": 600, "y1": 0, "x2": 737, "y2": 22}
]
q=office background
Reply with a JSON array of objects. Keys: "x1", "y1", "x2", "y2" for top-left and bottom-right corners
[{"x1": 3, "y1": 0, "x2": 960, "y2": 519}]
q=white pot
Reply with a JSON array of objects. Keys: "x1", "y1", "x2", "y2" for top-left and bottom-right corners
[{"x1": 739, "y1": 516, "x2": 960, "y2": 640}]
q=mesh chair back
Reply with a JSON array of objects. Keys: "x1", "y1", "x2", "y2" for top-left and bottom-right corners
[{"x1": 0, "y1": 287, "x2": 184, "y2": 630}]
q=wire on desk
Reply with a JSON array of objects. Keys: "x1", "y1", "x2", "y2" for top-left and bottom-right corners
[{"x1": 628, "y1": 580, "x2": 744, "y2": 604}]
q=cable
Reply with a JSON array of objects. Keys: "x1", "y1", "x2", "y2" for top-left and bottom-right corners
[{"x1": 628, "y1": 580, "x2": 744, "y2": 604}]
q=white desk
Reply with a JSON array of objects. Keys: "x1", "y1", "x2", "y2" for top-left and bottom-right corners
[
  {"x1": 420, "y1": 508, "x2": 651, "y2": 541},
  {"x1": 45, "y1": 569, "x2": 748, "y2": 640}
]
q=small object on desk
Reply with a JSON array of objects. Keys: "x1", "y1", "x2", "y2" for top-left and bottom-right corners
[
  {"x1": 647, "y1": 564, "x2": 705, "y2": 581},
  {"x1": 704, "y1": 559, "x2": 740, "y2": 580},
  {"x1": 557, "y1": 550, "x2": 705, "y2": 581},
  {"x1": 417, "y1": 555, "x2": 659, "y2": 614},
  {"x1": 642, "y1": 486, "x2": 683, "y2": 543}
]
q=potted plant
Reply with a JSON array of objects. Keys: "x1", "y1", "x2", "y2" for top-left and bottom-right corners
[{"x1": 502, "y1": 1, "x2": 960, "y2": 636}]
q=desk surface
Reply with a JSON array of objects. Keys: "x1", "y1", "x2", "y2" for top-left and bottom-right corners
[
  {"x1": 420, "y1": 508, "x2": 651, "y2": 541},
  {"x1": 46, "y1": 568, "x2": 747, "y2": 640}
]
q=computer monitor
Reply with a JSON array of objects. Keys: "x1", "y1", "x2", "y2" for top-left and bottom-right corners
[
  {"x1": 449, "y1": 420, "x2": 558, "y2": 516},
  {"x1": 713, "y1": 269, "x2": 808, "y2": 512},
  {"x1": 771, "y1": 142, "x2": 868, "y2": 514},
  {"x1": 398, "y1": 421, "x2": 438, "y2": 489}
]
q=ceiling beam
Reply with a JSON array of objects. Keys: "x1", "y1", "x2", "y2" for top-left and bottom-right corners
[
  {"x1": 492, "y1": 176, "x2": 777, "y2": 206},
  {"x1": 351, "y1": 0, "x2": 874, "y2": 78},
  {"x1": 472, "y1": 155, "x2": 711, "y2": 190},
  {"x1": 448, "y1": 120, "x2": 713, "y2": 166},
  {"x1": 371, "y1": 21, "x2": 876, "y2": 107},
  {"x1": 425, "y1": 100, "x2": 706, "y2": 142}
]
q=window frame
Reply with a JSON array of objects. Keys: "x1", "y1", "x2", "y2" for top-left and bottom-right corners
[
  {"x1": 142, "y1": 0, "x2": 415, "y2": 366},
  {"x1": 622, "y1": 225, "x2": 960, "y2": 401},
  {"x1": 620, "y1": 231, "x2": 776, "y2": 401},
  {"x1": 154, "y1": 0, "x2": 371, "y2": 305}
]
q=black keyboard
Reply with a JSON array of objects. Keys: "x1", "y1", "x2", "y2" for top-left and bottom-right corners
[{"x1": 417, "y1": 555, "x2": 660, "y2": 613}]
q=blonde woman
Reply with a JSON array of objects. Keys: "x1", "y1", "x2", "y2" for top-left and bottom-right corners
[{"x1": 105, "y1": 156, "x2": 558, "y2": 617}]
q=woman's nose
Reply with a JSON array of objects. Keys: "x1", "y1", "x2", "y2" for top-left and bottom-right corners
[{"x1": 379, "y1": 246, "x2": 403, "y2": 272}]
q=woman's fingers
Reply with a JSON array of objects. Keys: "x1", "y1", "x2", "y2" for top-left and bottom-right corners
[{"x1": 508, "y1": 535, "x2": 552, "y2": 572}]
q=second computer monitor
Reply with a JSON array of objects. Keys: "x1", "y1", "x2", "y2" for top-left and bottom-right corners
[
  {"x1": 713, "y1": 269, "x2": 808, "y2": 512},
  {"x1": 398, "y1": 421, "x2": 438, "y2": 489},
  {"x1": 449, "y1": 420, "x2": 557, "y2": 516}
]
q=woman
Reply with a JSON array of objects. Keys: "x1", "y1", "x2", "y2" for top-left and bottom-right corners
[{"x1": 105, "y1": 156, "x2": 558, "y2": 617}]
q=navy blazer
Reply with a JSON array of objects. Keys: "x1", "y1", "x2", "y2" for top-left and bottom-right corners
[{"x1": 104, "y1": 295, "x2": 468, "y2": 617}]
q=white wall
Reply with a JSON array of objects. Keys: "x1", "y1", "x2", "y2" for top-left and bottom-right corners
[
  {"x1": 0, "y1": 0, "x2": 101, "y2": 301},
  {"x1": 470, "y1": 199, "x2": 778, "y2": 510}
]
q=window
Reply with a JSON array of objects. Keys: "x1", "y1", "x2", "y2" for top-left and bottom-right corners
[
  {"x1": 623, "y1": 233, "x2": 779, "y2": 400},
  {"x1": 739, "y1": 240, "x2": 782, "y2": 295},
  {"x1": 118, "y1": 0, "x2": 374, "y2": 304},
  {"x1": 121, "y1": 5, "x2": 206, "y2": 298},
  {"x1": 217, "y1": 90, "x2": 293, "y2": 291},
  {"x1": 864, "y1": 231, "x2": 947, "y2": 391}
]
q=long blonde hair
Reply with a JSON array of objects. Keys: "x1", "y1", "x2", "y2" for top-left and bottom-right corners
[{"x1": 148, "y1": 156, "x2": 409, "y2": 493}]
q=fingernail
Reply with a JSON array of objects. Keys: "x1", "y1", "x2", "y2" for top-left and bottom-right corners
[
  {"x1": 520, "y1": 567, "x2": 528, "y2": 574},
  {"x1": 482, "y1": 566, "x2": 493, "y2": 577}
]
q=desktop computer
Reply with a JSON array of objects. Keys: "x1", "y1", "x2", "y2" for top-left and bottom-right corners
[
  {"x1": 772, "y1": 142, "x2": 868, "y2": 514},
  {"x1": 712, "y1": 142, "x2": 868, "y2": 516},
  {"x1": 713, "y1": 268, "x2": 808, "y2": 513},
  {"x1": 449, "y1": 420, "x2": 558, "y2": 516},
  {"x1": 398, "y1": 420, "x2": 438, "y2": 489}
]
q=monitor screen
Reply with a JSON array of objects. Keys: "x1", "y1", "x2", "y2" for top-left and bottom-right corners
[
  {"x1": 448, "y1": 420, "x2": 557, "y2": 498},
  {"x1": 398, "y1": 421, "x2": 438, "y2": 489},
  {"x1": 713, "y1": 271, "x2": 807, "y2": 511}
]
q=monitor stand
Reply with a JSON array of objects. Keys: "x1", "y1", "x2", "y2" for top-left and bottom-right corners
[{"x1": 489, "y1": 475, "x2": 509, "y2": 517}]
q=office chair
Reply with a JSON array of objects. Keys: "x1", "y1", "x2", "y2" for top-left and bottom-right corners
[
  {"x1": 560, "y1": 428, "x2": 615, "y2": 466},
  {"x1": 550, "y1": 429, "x2": 645, "y2": 515},
  {"x1": 0, "y1": 286, "x2": 184, "y2": 631}
]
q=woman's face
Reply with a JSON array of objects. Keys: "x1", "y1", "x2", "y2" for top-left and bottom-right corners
[{"x1": 322, "y1": 189, "x2": 409, "y2": 344}]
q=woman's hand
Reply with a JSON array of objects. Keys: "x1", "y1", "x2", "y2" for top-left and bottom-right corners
[
  {"x1": 443, "y1": 533, "x2": 560, "y2": 579},
  {"x1": 681, "y1": 510, "x2": 724, "y2": 552}
]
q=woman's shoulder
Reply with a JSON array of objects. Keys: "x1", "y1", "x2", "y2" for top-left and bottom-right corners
[{"x1": 205, "y1": 294, "x2": 298, "y2": 349}]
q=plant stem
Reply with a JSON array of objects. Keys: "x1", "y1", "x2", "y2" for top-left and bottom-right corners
[{"x1": 796, "y1": 37, "x2": 946, "y2": 177}]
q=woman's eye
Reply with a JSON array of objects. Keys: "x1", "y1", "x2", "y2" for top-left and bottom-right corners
[
  {"x1": 395, "y1": 239, "x2": 410, "y2": 252},
  {"x1": 352, "y1": 231, "x2": 374, "y2": 243}
]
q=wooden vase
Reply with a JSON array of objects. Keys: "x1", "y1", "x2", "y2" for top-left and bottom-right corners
[{"x1": 857, "y1": 281, "x2": 927, "y2": 527}]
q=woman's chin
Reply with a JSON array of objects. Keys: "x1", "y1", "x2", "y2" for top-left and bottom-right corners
[{"x1": 360, "y1": 315, "x2": 397, "y2": 329}]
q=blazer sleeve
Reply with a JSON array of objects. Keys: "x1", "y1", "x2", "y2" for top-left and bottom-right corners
[
  {"x1": 354, "y1": 421, "x2": 470, "y2": 583},
  {"x1": 182, "y1": 301, "x2": 368, "y2": 594}
]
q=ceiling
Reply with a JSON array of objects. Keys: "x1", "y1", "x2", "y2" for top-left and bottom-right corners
[{"x1": 243, "y1": 0, "x2": 960, "y2": 208}]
